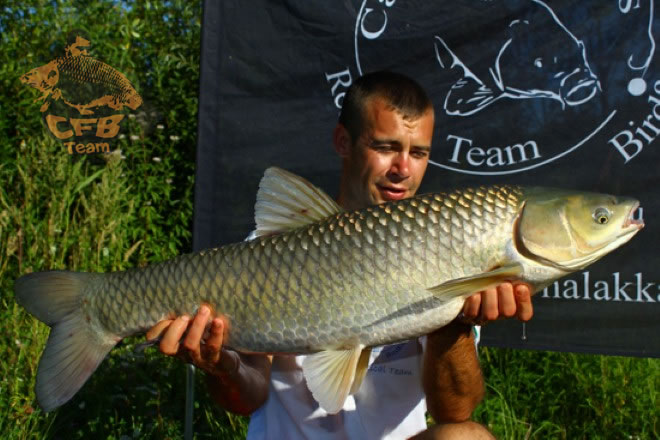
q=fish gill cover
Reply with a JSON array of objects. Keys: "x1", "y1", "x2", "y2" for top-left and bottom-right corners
[{"x1": 20, "y1": 30, "x2": 142, "y2": 155}]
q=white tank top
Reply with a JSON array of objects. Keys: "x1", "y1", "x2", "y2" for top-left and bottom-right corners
[{"x1": 246, "y1": 340, "x2": 428, "y2": 440}]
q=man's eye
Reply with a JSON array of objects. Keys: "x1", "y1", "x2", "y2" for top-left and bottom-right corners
[{"x1": 411, "y1": 151, "x2": 428, "y2": 158}]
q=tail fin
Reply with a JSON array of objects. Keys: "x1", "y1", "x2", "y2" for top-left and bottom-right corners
[{"x1": 14, "y1": 271, "x2": 118, "y2": 412}]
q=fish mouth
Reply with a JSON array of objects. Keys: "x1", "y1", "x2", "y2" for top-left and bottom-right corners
[
  {"x1": 563, "y1": 77, "x2": 600, "y2": 106},
  {"x1": 560, "y1": 68, "x2": 601, "y2": 106},
  {"x1": 623, "y1": 202, "x2": 644, "y2": 230}
]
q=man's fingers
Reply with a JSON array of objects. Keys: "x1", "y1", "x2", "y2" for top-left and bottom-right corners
[
  {"x1": 198, "y1": 317, "x2": 238, "y2": 375},
  {"x1": 146, "y1": 306, "x2": 240, "y2": 375},
  {"x1": 205, "y1": 318, "x2": 225, "y2": 353},
  {"x1": 496, "y1": 283, "x2": 516, "y2": 318},
  {"x1": 480, "y1": 287, "x2": 499, "y2": 321},
  {"x1": 159, "y1": 315, "x2": 191, "y2": 356},
  {"x1": 184, "y1": 305, "x2": 211, "y2": 354},
  {"x1": 146, "y1": 319, "x2": 173, "y2": 341},
  {"x1": 514, "y1": 284, "x2": 534, "y2": 322},
  {"x1": 462, "y1": 294, "x2": 481, "y2": 319}
]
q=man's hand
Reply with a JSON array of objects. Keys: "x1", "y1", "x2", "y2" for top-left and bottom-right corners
[
  {"x1": 146, "y1": 305, "x2": 271, "y2": 415},
  {"x1": 146, "y1": 305, "x2": 239, "y2": 377},
  {"x1": 460, "y1": 282, "x2": 533, "y2": 324}
]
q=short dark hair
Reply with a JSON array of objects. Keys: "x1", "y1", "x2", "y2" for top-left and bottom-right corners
[{"x1": 339, "y1": 71, "x2": 433, "y2": 142}]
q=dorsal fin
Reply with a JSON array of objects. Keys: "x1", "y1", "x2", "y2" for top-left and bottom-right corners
[{"x1": 253, "y1": 167, "x2": 342, "y2": 237}]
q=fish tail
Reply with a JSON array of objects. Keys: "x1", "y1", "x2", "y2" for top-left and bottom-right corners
[{"x1": 14, "y1": 271, "x2": 118, "y2": 412}]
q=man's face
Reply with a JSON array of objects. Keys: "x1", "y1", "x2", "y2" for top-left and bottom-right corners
[{"x1": 339, "y1": 98, "x2": 434, "y2": 210}]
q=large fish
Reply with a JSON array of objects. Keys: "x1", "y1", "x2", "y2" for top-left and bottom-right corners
[{"x1": 15, "y1": 168, "x2": 643, "y2": 414}]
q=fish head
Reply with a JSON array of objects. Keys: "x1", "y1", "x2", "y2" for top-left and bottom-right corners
[
  {"x1": 125, "y1": 92, "x2": 143, "y2": 111},
  {"x1": 20, "y1": 61, "x2": 59, "y2": 91},
  {"x1": 556, "y1": 44, "x2": 601, "y2": 107},
  {"x1": 516, "y1": 189, "x2": 643, "y2": 271}
]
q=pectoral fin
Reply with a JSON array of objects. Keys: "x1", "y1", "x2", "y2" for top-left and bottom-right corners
[
  {"x1": 302, "y1": 345, "x2": 365, "y2": 414},
  {"x1": 427, "y1": 264, "x2": 523, "y2": 298}
]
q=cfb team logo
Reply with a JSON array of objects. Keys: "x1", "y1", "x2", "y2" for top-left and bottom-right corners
[
  {"x1": 325, "y1": 0, "x2": 658, "y2": 175},
  {"x1": 20, "y1": 32, "x2": 142, "y2": 155}
]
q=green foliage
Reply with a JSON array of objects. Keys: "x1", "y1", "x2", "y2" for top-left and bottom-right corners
[
  {"x1": 0, "y1": 1, "x2": 657, "y2": 439},
  {"x1": 0, "y1": 1, "x2": 246, "y2": 438},
  {"x1": 473, "y1": 348, "x2": 658, "y2": 439}
]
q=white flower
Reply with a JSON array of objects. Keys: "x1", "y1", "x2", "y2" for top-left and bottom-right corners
[
  {"x1": 50, "y1": 245, "x2": 57, "y2": 255},
  {"x1": 157, "y1": 124, "x2": 165, "y2": 130},
  {"x1": 169, "y1": 135, "x2": 180, "y2": 141},
  {"x1": 128, "y1": 114, "x2": 136, "y2": 119},
  {"x1": 102, "y1": 247, "x2": 109, "y2": 257},
  {"x1": 119, "y1": 134, "x2": 126, "y2": 139},
  {"x1": 130, "y1": 135, "x2": 139, "y2": 141},
  {"x1": 165, "y1": 178, "x2": 173, "y2": 184},
  {"x1": 152, "y1": 157, "x2": 162, "y2": 163}
]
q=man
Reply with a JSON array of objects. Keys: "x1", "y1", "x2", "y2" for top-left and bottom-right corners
[{"x1": 147, "y1": 71, "x2": 533, "y2": 439}]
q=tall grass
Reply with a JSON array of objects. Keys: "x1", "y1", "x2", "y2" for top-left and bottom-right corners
[
  {"x1": 0, "y1": 136, "x2": 249, "y2": 439},
  {"x1": 475, "y1": 348, "x2": 658, "y2": 439}
]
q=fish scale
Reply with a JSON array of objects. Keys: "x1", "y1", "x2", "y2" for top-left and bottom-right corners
[
  {"x1": 58, "y1": 55, "x2": 133, "y2": 100},
  {"x1": 15, "y1": 168, "x2": 643, "y2": 413}
]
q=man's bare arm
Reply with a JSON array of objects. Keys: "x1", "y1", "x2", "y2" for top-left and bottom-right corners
[
  {"x1": 205, "y1": 350, "x2": 271, "y2": 416},
  {"x1": 423, "y1": 320, "x2": 483, "y2": 422},
  {"x1": 423, "y1": 282, "x2": 533, "y2": 422}
]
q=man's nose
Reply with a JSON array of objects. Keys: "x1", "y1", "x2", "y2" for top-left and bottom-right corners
[{"x1": 388, "y1": 153, "x2": 410, "y2": 179}]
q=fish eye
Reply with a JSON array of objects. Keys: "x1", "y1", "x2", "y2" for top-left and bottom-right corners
[
  {"x1": 593, "y1": 207, "x2": 611, "y2": 225},
  {"x1": 534, "y1": 58, "x2": 543, "y2": 68}
]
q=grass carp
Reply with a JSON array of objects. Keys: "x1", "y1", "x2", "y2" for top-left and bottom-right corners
[{"x1": 15, "y1": 167, "x2": 643, "y2": 413}]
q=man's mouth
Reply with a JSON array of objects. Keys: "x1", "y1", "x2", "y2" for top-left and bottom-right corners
[{"x1": 377, "y1": 185, "x2": 408, "y2": 201}]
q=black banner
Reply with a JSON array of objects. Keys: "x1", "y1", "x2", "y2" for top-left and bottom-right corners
[{"x1": 195, "y1": 0, "x2": 660, "y2": 357}]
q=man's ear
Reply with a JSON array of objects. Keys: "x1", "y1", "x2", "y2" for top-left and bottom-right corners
[{"x1": 333, "y1": 124, "x2": 352, "y2": 158}]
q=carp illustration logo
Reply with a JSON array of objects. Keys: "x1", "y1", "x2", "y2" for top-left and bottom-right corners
[
  {"x1": 20, "y1": 32, "x2": 142, "y2": 154},
  {"x1": 325, "y1": 0, "x2": 658, "y2": 175}
]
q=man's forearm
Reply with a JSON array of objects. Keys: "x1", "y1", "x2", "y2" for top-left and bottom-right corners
[
  {"x1": 422, "y1": 321, "x2": 485, "y2": 423},
  {"x1": 206, "y1": 353, "x2": 272, "y2": 416}
]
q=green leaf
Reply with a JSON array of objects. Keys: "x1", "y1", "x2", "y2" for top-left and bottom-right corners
[{"x1": 73, "y1": 168, "x2": 105, "y2": 195}]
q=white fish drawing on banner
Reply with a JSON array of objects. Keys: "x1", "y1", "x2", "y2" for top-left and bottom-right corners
[{"x1": 434, "y1": 0, "x2": 601, "y2": 117}]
